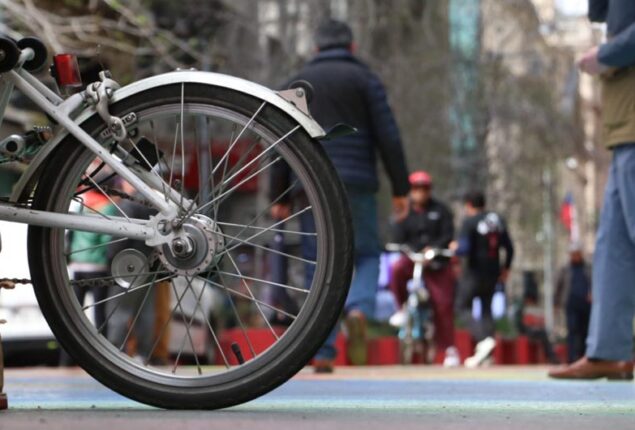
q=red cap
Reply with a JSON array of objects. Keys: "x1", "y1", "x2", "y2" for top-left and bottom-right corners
[{"x1": 409, "y1": 170, "x2": 432, "y2": 187}]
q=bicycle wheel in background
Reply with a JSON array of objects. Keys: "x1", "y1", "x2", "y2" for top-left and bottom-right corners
[{"x1": 27, "y1": 83, "x2": 353, "y2": 409}]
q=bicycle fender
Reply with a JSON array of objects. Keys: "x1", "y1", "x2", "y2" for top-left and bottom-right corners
[{"x1": 11, "y1": 70, "x2": 325, "y2": 203}]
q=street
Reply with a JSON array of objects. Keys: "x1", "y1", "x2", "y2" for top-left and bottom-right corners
[{"x1": 1, "y1": 366, "x2": 634, "y2": 429}]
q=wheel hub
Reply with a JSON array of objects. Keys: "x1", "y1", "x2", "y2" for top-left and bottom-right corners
[{"x1": 157, "y1": 214, "x2": 224, "y2": 276}]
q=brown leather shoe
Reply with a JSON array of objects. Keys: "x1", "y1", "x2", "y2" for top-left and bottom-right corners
[
  {"x1": 548, "y1": 357, "x2": 634, "y2": 380},
  {"x1": 313, "y1": 359, "x2": 334, "y2": 374}
]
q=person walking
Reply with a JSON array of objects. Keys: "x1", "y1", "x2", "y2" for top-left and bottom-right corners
[
  {"x1": 389, "y1": 171, "x2": 459, "y2": 366},
  {"x1": 453, "y1": 191, "x2": 514, "y2": 367},
  {"x1": 549, "y1": 0, "x2": 635, "y2": 380},
  {"x1": 270, "y1": 18, "x2": 410, "y2": 373},
  {"x1": 555, "y1": 243, "x2": 592, "y2": 364}
]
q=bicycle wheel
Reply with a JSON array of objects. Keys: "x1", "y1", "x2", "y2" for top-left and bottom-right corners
[{"x1": 28, "y1": 83, "x2": 353, "y2": 409}]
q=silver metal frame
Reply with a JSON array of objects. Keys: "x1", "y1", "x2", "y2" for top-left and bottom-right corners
[{"x1": 0, "y1": 49, "x2": 325, "y2": 246}]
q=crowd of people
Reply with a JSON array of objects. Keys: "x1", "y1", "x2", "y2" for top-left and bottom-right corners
[
  {"x1": 269, "y1": 19, "x2": 518, "y2": 373},
  {"x1": 272, "y1": 18, "x2": 606, "y2": 374}
]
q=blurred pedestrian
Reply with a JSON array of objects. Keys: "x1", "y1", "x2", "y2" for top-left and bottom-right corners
[
  {"x1": 61, "y1": 188, "x2": 117, "y2": 366},
  {"x1": 555, "y1": 243, "x2": 592, "y2": 364},
  {"x1": 270, "y1": 18, "x2": 410, "y2": 372},
  {"x1": 512, "y1": 286, "x2": 560, "y2": 365},
  {"x1": 453, "y1": 191, "x2": 514, "y2": 367},
  {"x1": 550, "y1": 0, "x2": 635, "y2": 380},
  {"x1": 389, "y1": 171, "x2": 459, "y2": 366}
]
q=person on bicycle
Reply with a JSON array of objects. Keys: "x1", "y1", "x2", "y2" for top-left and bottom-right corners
[
  {"x1": 270, "y1": 18, "x2": 410, "y2": 373},
  {"x1": 389, "y1": 171, "x2": 459, "y2": 366},
  {"x1": 453, "y1": 190, "x2": 514, "y2": 367}
]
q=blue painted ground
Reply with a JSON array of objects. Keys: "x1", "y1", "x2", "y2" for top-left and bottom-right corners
[{"x1": 1, "y1": 366, "x2": 634, "y2": 429}]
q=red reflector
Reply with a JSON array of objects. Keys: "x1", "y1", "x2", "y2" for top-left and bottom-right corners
[{"x1": 53, "y1": 54, "x2": 82, "y2": 89}]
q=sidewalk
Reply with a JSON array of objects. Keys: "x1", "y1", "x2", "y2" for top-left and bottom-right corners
[{"x1": 1, "y1": 365, "x2": 634, "y2": 429}]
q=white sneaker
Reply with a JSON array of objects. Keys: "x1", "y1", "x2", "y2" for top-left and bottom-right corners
[
  {"x1": 443, "y1": 346, "x2": 460, "y2": 367},
  {"x1": 464, "y1": 336, "x2": 496, "y2": 368},
  {"x1": 389, "y1": 309, "x2": 407, "y2": 328}
]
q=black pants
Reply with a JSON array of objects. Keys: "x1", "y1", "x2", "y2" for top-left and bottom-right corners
[
  {"x1": 566, "y1": 303, "x2": 591, "y2": 363},
  {"x1": 457, "y1": 272, "x2": 498, "y2": 342}
]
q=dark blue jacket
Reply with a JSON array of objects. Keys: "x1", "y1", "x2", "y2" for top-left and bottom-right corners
[
  {"x1": 590, "y1": 0, "x2": 635, "y2": 68},
  {"x1": 280, "y1": 49, "x2": 409, "y2": 196}
]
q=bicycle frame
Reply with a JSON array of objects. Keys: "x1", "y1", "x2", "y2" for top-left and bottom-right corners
[
  {"x1": 0, "y1": 49, "x2": 176, "y2": 244},
  {"x1": 0, "y1": 48, "x2": 326, "y2": 245}
]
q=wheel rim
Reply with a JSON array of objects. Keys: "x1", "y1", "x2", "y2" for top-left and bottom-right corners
[{"x1": 49, "y1": 97, "x2": 332, "y2": 387}]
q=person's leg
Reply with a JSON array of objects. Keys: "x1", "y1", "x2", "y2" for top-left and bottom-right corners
[
  {"x1": 566, "y1": 308, "x2": 579, "y2": 363},
  {"x1": 579, "y1": 304, "x2": 591, "y2": 359},
  {"x1": 299, "y1": 205, "x2": 339, "y2": 364},
  {"x1": 152, "y1": 281, "x2": 171, "y2": 364},
  {"x1": 389, "y1": 256, "x2": 415, "y2": 306},
  {"x1": 586, "y1": 147, "x2": 635, "y2": 361},
  {"x1": 476, "y1": 280, "x2": 496, "y2": 342},
  {"x1": 456, "y1": 273, "x2": 477, "y2": 339},
  {"x1": 425, "y1": 266, "x2": 456, "y2": 351},
  {"x1": 299, "y1": 208, "x2": 317, "y2": 291},
  {"x1": 86, "y1": 271, "x2": 110, "y2": 336},
  {"x1": 344, "y1": 191, "x2": 380, "y2": 318},
  {"x1": 133, "y1": 287, "x2": 156, "y2": 360},
  {"x1": 106, "y1": 286, "x2": 131, "y2": 350}
]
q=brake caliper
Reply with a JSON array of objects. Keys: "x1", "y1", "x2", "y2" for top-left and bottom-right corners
[{"x1": 85, "y1": 71, "x2": 127, "y2": 142}]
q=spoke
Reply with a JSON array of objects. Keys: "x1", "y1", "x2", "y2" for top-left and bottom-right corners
[
  {"x1": 71, "y1": 197, "x2": 113, "y2": 220},
  {"x1": 215, "y1": 205, "x2": 313, "y2": 260},
  {"x1": 66, "y1": 237, "x2": 127, "y2": 257},
  {"x1": 126, "y1": 136, "x2": 175, "y2": 204},
  {"x1": 206, "y1": 134, "x2": 262, "y2": 223},
  {"x1": 144, "y1": 275, "x2": 195, "y2": 366},
  {"x1": 74, "y1": 270, "x2": 169, "y2": 285},
  {"x1": 218, "y1": 126, "x2": 299, "y2": 191},
  {"x1": 83, "y1": 174, "x2": 130, "y2": 222},
  {"x1": 197, "y1": 155, "x2": 282, "y2": 216},
  {"x1": 183, "y1": 276, "x2": 231, "y2": 369},
  {"x1": 212, "y1": 179, "x2": 298, "y2": 253},
  {"x1": 198, "y1": 275, "x2": 297, "y2": 321},
  {"x1": 211, "y1": 102, "x2": 266, "y2": 177},
  {"x1": 169, "y1": 277, "x2": 202, "y2": 375},
  {"x1": 226, "y1": 252, "x2": 280, "y2": 339},
  {"x1": 210, "y1": 123, "x2": 231, "y2": 225},
  {"x1": 179, "y1": 83, "x2": 186, "y2": 211},
  {"x1": 216, "y1": 221, "x2": 317, "y2": 237},
  {"x1": 150, "y1": 119, "x2": 171, "y2": 204},
  {"x1": 118, "y1": 271, "x2": 158, "y2": 351},
  {"x1": 214, "y1": 270, "x2": 309, "y2": 294},
  {"x1": 213, "y1": 270, "x2": 257, "y2": 359},
  {"x1": 168, "y1": 121, "x2": 180, "y2": 191},
  {"x1": 83, "y1": 274, "x2": 174, "y2": 311},
  {"x1": 215, "y1": 230, "x2": 317, "y2": 265}
]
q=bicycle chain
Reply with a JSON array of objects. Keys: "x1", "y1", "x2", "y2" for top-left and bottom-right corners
[{"x1": 0, "y1": 278, "x2": 31, "y2": 286}]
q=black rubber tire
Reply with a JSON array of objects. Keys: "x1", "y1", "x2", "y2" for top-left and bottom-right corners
[{"x1": 28, "y1": 83, "x2": 353, "y2": 409}]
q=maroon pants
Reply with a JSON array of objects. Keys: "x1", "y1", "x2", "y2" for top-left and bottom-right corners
[{"x1": 389, "y1": 255, "x2": 456, "y2": 350}]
